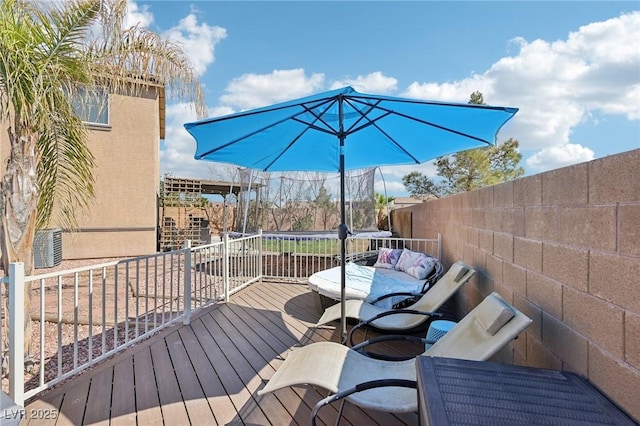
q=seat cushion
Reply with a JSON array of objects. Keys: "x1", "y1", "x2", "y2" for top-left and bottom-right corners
[
  {"x1": 395, "y1": 249, "x2": 436, "y2": 280},
  {"x1": 373, "y1": 247, "x2": 403, "y2": 269}
]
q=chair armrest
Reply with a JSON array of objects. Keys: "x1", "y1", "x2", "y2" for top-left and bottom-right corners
[
  {"x1": 351, "y1": 334, "x2": 437, "y2": 360},
  {"x1": 334, "y1": 250, "x2": 379, "y2": 266},
  {"x1": 369, "y1": 292, "x2": 417, "y2": 304},
  {"x1": 311, "y1": 379, "x2": 417, "y2": 426},
  {"x1": 424, "y1": 260, "x2": 445, "y2": 288},
  {"x1": 348, "y1": 309, "x2": 444, "y2": 346}
]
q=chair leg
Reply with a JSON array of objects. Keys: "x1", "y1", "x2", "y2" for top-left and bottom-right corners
[{"x1": 334, "y1": 400, "x2": 346, "y2": 426}]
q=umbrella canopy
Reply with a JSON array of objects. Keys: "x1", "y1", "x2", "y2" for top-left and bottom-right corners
[{"x1": 185, "y1": 86, "x2": 518, "y2": 341}]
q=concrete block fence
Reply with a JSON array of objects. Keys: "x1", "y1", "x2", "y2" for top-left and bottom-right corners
[{"x1": 394, "y1": 148, "x2": 640, "y2": 421}]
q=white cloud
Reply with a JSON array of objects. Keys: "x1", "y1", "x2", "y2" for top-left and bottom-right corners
[
  {"x1": 401, "y1": 12, "x2": 640, "y2": 153},
  {"x1": 526, "y1": 143, "x2": 595, "y2": 172},
  {"x1": 330, "y1": 72, "x2": 398, "y2": 93},
  {"x1": 219, "y1": 69, "x2": 325, "y2": 110},
  {"x1": 144, "y1": 5, "x2": 227, "y2": 179},
  {"x1": 162, "y1": 14, "x2": 227, "y2": 76},
  {"x1": 160, "y1": 103, "x2": 214, "y2": 179},
  {"x1": 375, "y1": 179, "x2": 407, "y2": 197},
  {"x1": 124, "y1": 1, "x2": 154, "y2": 28},
  {"x1": 159, "y1": 11, "x2": 639, "y2": 191}
]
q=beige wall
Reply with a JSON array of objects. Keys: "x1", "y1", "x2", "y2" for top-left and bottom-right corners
[
  {"x1": 395, "y1": 148, "x2": 640, "y2": 421},
  {"x1": 61, "y1": 89, "x2": 160, "y2": 258},
  {"x1": 1, "y1": 88, "x2": 162, "y2": 260}
]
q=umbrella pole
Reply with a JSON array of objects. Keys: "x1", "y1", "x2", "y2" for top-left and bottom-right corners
[{"x1": 338, "y1": 96, "x2": 348, "y2": 344}]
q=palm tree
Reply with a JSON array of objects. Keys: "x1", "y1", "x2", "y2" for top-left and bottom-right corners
[
  {"x1": 0, "y1": 0, "x2": 206, "y2": 363},
  {"x1": 374, "y1": 192, "x2": 395, "y2": 230}
]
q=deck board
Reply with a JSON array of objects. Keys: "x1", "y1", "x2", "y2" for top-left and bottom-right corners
[
  {"x1": 132, "y1": 348, "x2": 164, "y2": 425},
  {"x1": 109, "y1": 357, "x2": 138, "y2": 426},
  {"x1": 55, "y1": 374, "x2": 91, "y2": 425},
  {"x1": 22, "y1": 280, "x2": 423, "y2": 425},
  {"x1": 176, "y1": 326, "x2": 237, "y2": 425},
  {"x1": 164, "y1": 332, "x2": 216, "y2": 425},
  {"x1": 149, "y1": 339, "x2": 191, "y2": 425},
  {"x1": 82, "y1": 367, "x2": 113, "y2": 425}
]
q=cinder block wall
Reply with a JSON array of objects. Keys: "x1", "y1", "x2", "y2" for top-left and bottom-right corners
[{"x1": 398, "y1": 148, "x2": 640, "y2": 421}]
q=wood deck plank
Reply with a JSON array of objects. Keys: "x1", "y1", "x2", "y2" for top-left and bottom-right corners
[
  {"x1": 189, "y1": 318, "x2": 270, "y2": 426},
  {"x1": 164, "y1": 331, "x2": 216, "y2": 425},
  {"x1": 82, "y1": 367, "x2": 113, "y2": 425},
  {"x1": 177, "y1": 326, "x2": 238, "y2": 425},
  {"x1": 54, "y1": 376, "x2": 91, "y2": 425},
  {"x1": 149, "y1": 339, "x2": 191, "y2": 426},
  {"x1": 109, "y1": 357, "x2": 138, "y2": 426},
  {"x1": 252, "y1": 283, "x2": 419, "y2": 425},
  {"x1": 22, "y1": 392, "x2": 63, "y2": 425},
  {"x1": 233, "y1": 285, "x2": 385, "y2": 426},
  {"x1": 242, "y1": 290, "x2": 341, "y2": 351},
  {"x1": 22, "y1": 280, "x2": 419, "y2": 426},
  {"x1": 238, "y1": 286, "x2": 320, "y2": 342},
  {"x1": 199, "y1": 310, "x2": 295, "y2": 425},
  {"x1": 222, "y1": 298, "x2": 344, "y2": 426},
  {"x1": 214, "y1": 304, "x2": 313, "y2": 425},
  {"x1": 132, "y1": 347, "x2": 164, "y2": 425}
]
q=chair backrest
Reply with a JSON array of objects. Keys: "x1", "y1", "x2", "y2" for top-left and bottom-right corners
[
  {"x1": 412, "y1": 261, "x2": 475, "y2": 312},
  {"x1": 425, "y1": 292, "x2": 532, "y2": 361}
]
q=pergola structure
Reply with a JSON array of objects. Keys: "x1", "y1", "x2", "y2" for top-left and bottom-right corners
[{"x1": 158, "y1": 177, "x2": 252, "y2": 250}]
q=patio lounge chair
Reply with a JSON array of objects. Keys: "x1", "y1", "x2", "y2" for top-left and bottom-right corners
[
  {"x1": 309, "y1": 253, "x2": 445, "y2": 312},
  {"x1": 315, "y1": 261, "x2": 476, "y2": 341},
  {"x1": 258, "y1": 292, "x2": 532, "y2": 423}
]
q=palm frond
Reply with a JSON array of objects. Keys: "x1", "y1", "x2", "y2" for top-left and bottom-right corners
[{"x1": 1, "y1": 0, "x2": 205, "y2": 234}]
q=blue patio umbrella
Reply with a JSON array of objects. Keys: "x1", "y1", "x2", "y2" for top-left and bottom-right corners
[{"x1": 184, "y1": 86, "x2": 518, "y2": 341}]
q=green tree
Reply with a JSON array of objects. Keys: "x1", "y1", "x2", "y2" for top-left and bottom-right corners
[
  {"x1": 0, "y1": 0, "x2": 205, "y2": 363},
  {"x1": 401, "y1": 172, "x2": 443, "y2": 199},
  {"x1": 402, "y1": 91, "x2": 524, "y2": 198}
]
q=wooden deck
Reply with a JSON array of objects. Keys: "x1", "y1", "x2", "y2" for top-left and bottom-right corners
[{"x1": 21, "y1": 281, "x2": 423, "y2": 425}]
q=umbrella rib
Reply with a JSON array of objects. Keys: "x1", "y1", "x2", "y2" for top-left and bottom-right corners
[
  {"x1": 292, "y1": 99, "x2": 341, "y2": 135},
  {"x1": 341, "y1": 98, "x2": 382, "y2": 135},
  {"x1": 348, "y1": 97, "x2": 495, "y2": 144},
  {"x1": 349, "y1": 93, "x2": 518, "y2": 113},
  {"x1": 194, "y1": 98, "x2": 337, "y2": 159},
  {"x1": 262, "y1": 99, "x2": 339, "y2": 170},
  {"x1": 366, "y1": 112, "x2": 490, "y2": 163},
  {"x1": 189, "y1": 96, "x2": 337, "y2": 126},
  {"x1": 338, "y1": 98, "x2": 422, "y2": 162}
]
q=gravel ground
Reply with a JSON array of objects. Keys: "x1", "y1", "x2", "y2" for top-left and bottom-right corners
[
  {"x1": 2, "y1": 256, "x2": 189, "y2": 396},
  {"x1": 2, "y1": 253, "x2": 320, "y2": 396}
]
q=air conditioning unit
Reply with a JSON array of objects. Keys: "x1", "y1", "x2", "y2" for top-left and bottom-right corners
[{"x1": 33, "y1": 228, "x2": 62, "y2": 269}]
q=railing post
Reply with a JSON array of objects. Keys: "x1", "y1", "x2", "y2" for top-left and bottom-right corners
[
  {"x1": 293, "y1": 237, "x2": 297, "y2": 280},
  {"x1": 8, "y1": 262, "x2": 25, "y2": 406},
  {"x1": 258, "y1": 229, "x2": 263, "y2": 283},
  {"x1": 183, "y1": 244, "x2": 192, "y2": 326},
  {"x1": 437, "y1": 233, "x2": 443, "y2": 261},
  {"x1": 223, "y1": 233, "x2": 230, "y2": 302}
]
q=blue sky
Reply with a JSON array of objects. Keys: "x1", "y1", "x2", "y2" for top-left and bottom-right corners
[{"x1": 125, "y1": 1, "x2": 640, "y2": 197}]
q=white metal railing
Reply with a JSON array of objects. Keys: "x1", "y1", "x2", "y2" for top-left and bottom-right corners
[
  {"x1": 0, "y1": 233, "x2": 264, "y2": 407},
  {"x1": 260, "y1": 233, "x2": 442, "y2": 282},
  {"x1": 1, "y1": 230, "x2": 438, "y2": 407}
]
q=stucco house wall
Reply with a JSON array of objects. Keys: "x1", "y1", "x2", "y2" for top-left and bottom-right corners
[
  {"x1": 1, "y1": 87, "x2": 162, "y2": 260},
  {"x1": 393, "y1": 148, "x2": 640, "y2": 421}
]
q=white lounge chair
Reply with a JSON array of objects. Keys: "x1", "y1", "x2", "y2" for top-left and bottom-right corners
[
  {"x1": 258, "y1": 292, "x2": 532, "y2": 423},
  {"x1": 316, "y1": 261, "x2": 476, "y2": 343}
]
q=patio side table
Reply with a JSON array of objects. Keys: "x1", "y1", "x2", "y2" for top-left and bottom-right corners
[{"x1": 415, "y1": 356, "x2": 637, "y2": 425}]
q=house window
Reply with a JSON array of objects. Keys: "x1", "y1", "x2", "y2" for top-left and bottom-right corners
[{"x1": 72, "y1": 86, "x2": 109, "y2": 126}]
